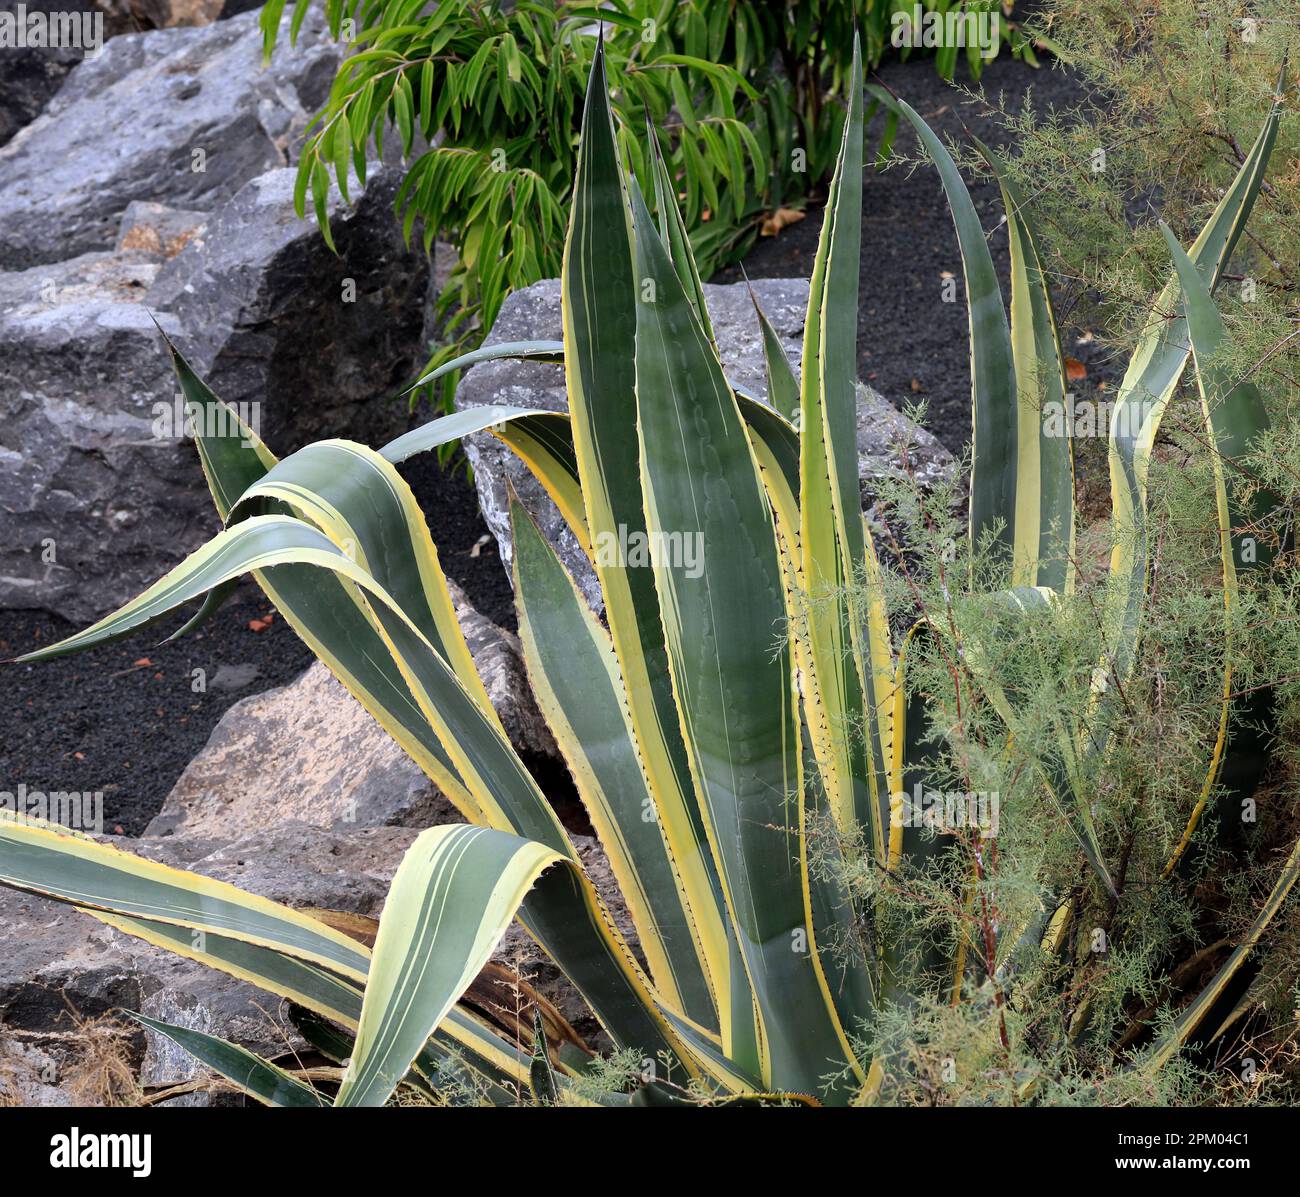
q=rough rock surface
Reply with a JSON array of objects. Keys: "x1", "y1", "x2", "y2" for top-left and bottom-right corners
[
  {"x1": 0, "y1": 8, "x2": 339, "y2": 269},
  {"x1": 115, "y1": 200, "x2": 207, "y2": 257},
  {"x1": 0, "y1": 2, "x2": 91, "y2": 149},
  {"x1": 150, "y1": 164, "x2": 430, "y2": 453},
  {"x1": 0, "y1": 250, "x2": 201, "y2": 621},
  {"x1": 1, "y1": 164, "x2": 430, "y2": 621},
  {"x1": 454, "y1": 276, "x2": 953, "y2": 609},
  {"x1": 147, "y1": 579, "x2": 556, "y2": 838},
  {"x1": 144, "y1": 662, "x2": 456, "y2": 839}
]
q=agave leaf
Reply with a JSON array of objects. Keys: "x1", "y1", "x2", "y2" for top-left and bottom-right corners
[
  {"x1": 972, "y1": 139, "x2": 1074, "y2": 593},
  {"x1": 400, "y1": 340, "x2": 565, "y2": 397},
  {"x1": 562, "y1": 40, "x2": 731, "y2": 1028},
  {"x1": 1158, "y1": 223, "x2": 1279, "y2": 874},
  {"x1": 1145, "y1": 834, "x2": 1300, "y2": 1072},
  {"x1": 382, "y1": 405, "x2": 589, "y2": 551},
  {"x1": 511, "y1": 499, "x2": 715, "y2": 1024},
  {"x1": 130, "y1": 1013, "x2": 327, "y2": 1107},
  {"x1": 528, "y1": 1008, "x2": 560, "y2": 1106},
  {"x1": 0, "y1": 806, "x2": 370, "y2": 981},
  {"x1": 798, "y1": 36, "x2": 893, "y2": 860},
  {"x1": 647, "y1": 117, "x2": 714, "y2": 344},
  {"x1": 234, "y1": 440, "x2": 503, "y2": 736},
  {"x1": 749, "y1": 283, "x2": 800, "y2": 422},
  {"x1": 1100, "y1": 81, "x2": 1282, "y2": 685},
  {"x1": 631, "y1": 179, "x2": 861, "y2": 1098},
  {"x1": 336, "y1": 825, "x2": 563, "y2": 1107},
  {"x1": 894, "y1": 99, "x2": 1016, "y2": 570}
]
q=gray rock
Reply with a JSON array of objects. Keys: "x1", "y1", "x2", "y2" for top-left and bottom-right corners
[
  {"x1": 207, "y1": 661, "x2": 260, "y2": 692},
  {"x1": 454, "y1": 276, "x2": 953, "y2": 608},
  {"x1": 147, "y1": 581, "x2": 555, "y2": 839},
  {"x1": 0, "y1": 2, "x2": 92, "y2": 149},
  {"x1": 0, "y1": 1038, "x2": 71, "y2": 1106},
  {"x1": 0, "y1": 8, "x2": 340, "y2": 269},
  {"x1": 0, "y1": 251, "x2": 209, "y2": 621},
  {"x1": 115, "y1": 200, "x2": 208, "y2": 258},
  {"x1": 146, "y1": 659, "x2": 457, "y2": 839},
  {"x1": 0, "y1": 161, "x2": 430, "y2": 621},
  {"x1": 150, "y1": 164, "x2": 430, "y2": 453}
]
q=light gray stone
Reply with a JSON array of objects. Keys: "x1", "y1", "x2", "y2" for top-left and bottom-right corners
[
  {"x1": 1, "y1": 161, "x2": 431, "y2": 621},
  {"x1": 0, "y1": 250, "x2": 205, "y2": 621},
  {"x1": 145, "y1": 660, "x2": 457, "y2": 839},
  {"x1": 0, "y1": 8, "x2": 340, "y2": 269},
  {"x1": 115, "y1": 200, "x2": 208, "y2": 258}
]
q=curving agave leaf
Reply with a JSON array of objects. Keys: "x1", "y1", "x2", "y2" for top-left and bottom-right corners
[
  {"x1": 131, "y1": 1013, "x2": 328, "y2": 1107},
  {"x1": 336, "y1": 824, "x2": 563, "y2": 1107},
  {"x1": 1099, "y1": 79, "x2": 1283, "y2": 686},
  {"x1": 1157, "y1": 223, "x2": 1280, "y2": 874},
  {"x1": 1145, "y1": 834, "x2": 1300, "y2": 1072}
]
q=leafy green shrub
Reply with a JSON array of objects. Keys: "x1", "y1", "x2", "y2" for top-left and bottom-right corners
[
  {"x1": 268, "y1": 0, "x2": 1037, "y2": 413},
  {"x1": 1, "y1": 38, "x2": 1291, "y2": 1106}
]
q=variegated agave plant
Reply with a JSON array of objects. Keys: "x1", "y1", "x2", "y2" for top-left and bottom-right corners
[{"x1": 1, "y1": 41, "x2": 1292, "y2": 1106}]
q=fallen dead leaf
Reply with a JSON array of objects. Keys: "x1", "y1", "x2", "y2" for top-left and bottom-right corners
[{"x1": 761, "y1": 207, "x2": 806, "y2": 237}]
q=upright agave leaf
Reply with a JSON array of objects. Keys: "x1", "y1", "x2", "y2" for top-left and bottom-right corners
[
  {"x1": 972, "y1": 139, "x2": 1074, "y2": 593},
  {"x1": 798, "y1": 37, "x2": 894, "y2": 860},
  {"x1": 631, "y1": 182, "x2": 862, "y2": 1098},
  {"x1": 562, "y1": 39, "x2": 730, "y2": 1029},
  {"x1": 894, "y1": 99, "x2": 1016, "y2": 570}
]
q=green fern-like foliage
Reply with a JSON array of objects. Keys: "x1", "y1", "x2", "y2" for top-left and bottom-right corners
[{"x1": 266, "y1": 0, "x2": 1035, "y2": 417}]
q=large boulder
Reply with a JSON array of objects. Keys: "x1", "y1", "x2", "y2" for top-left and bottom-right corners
[
  {"x1": 0, "y1": 7, "x2": 339, "y2": 269},
  {"x1": 149, "y1": 164, "x2": 429, "y2": 452},
  {"x1": 453, "y1": 276, "x2": 954, "y2": 610},
  {"x1": 0, "y1": 164, "x2": 430, "y2": 621}
]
